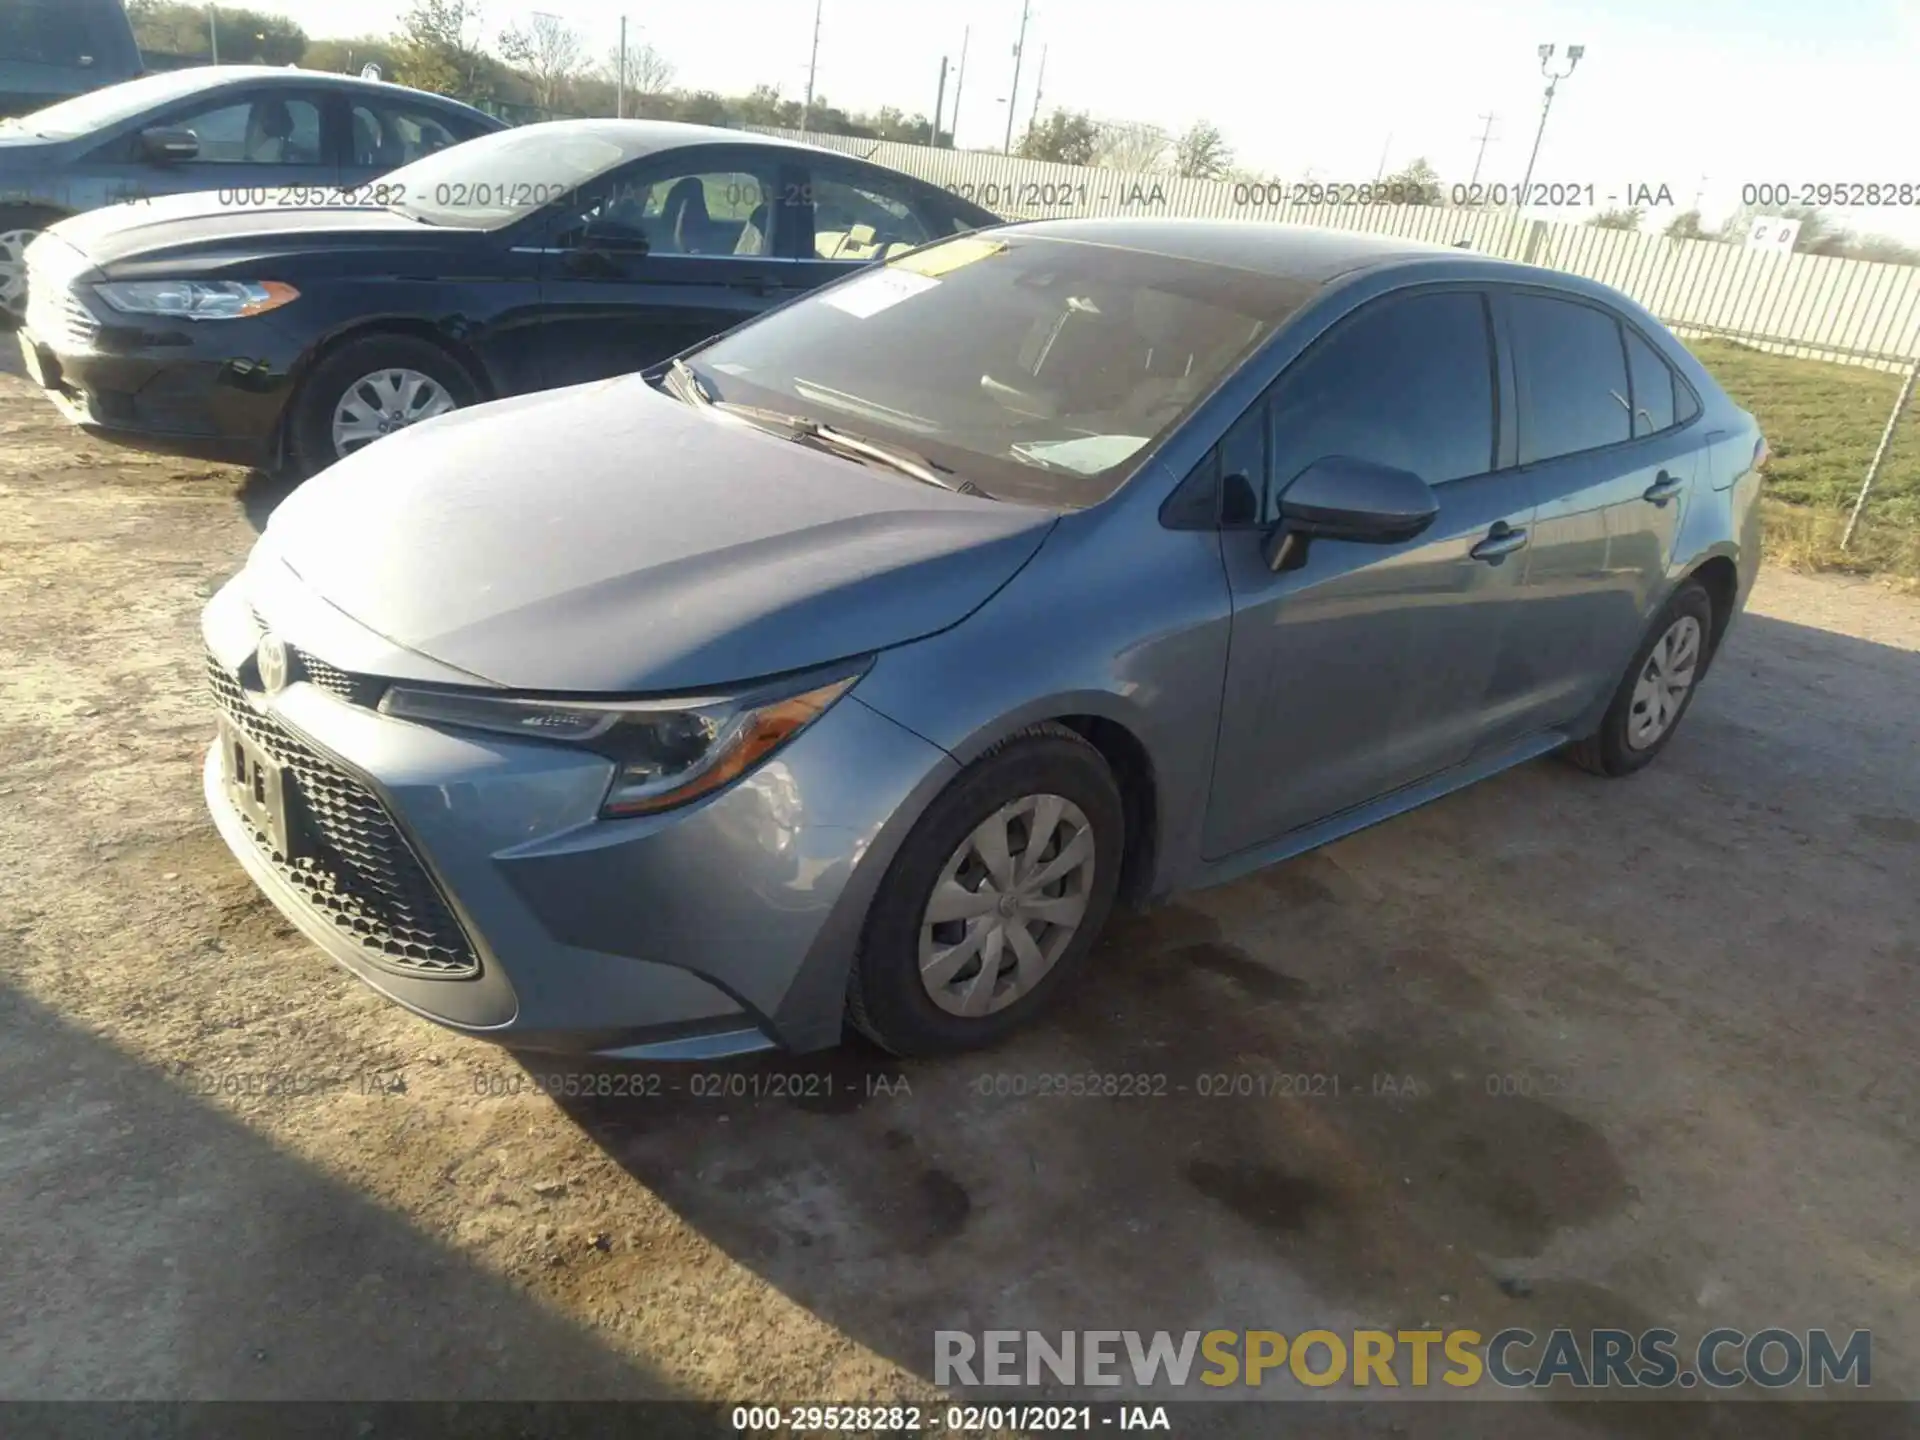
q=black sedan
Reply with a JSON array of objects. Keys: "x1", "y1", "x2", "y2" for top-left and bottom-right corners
[{"x1": 15, "y1": 119, "x2": 1001, "y2": 474}]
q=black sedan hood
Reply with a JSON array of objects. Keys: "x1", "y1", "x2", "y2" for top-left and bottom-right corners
[
  {"x1": 262, "y1": 376, "x2": 1057, "y2": 693},
  {"x1": 45, "y1": 190, "x2": 475, "y2": 274}
]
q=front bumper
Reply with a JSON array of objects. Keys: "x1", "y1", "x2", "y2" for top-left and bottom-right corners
[
  {"x1": 17, "y1": 304, "x2": 302, "y2": 470},
  {"x1": 200, "y1": 573, "x2": 959, "y2": 1056}
]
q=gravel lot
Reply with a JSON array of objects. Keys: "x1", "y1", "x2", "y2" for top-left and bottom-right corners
[{"x1": 1, "y1": 348, "x2": 1916, "y2": 1434}]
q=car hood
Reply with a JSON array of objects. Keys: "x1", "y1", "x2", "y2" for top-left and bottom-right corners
[
  {"x1": 44, "y1": 189, "x2": 453, "y2": 270},
  {"x1": 262, "y1": 376, "x2": 1057, "y2": 693}
]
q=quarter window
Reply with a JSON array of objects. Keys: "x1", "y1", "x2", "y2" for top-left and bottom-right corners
[
  {"x1": 1624, "y1": 326, "x2": 1678, "y2": 437},
  {"x1": 1508, "y1": 292, "x2": 1633, "y2": 462},
  {"x1": 1260, "y1": 290, "x2": 1496, "y2": 521}
]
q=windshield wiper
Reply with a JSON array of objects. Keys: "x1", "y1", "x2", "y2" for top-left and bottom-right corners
[
  {"x1": 666, "y1": 357, "x2": 713, "y2": 406},
  {"x1": 712, "y1": 402, "x2": 974, "y2": 493}
]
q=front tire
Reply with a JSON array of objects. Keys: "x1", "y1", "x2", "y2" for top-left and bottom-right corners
[
  {"x1": 847, "y1": 724, "x2": 1125, "y2": 1056},
  {"x1": 1, "y1": 207, "x2": 66, "y2": 326},
  {"x1": 288, "y1": 334, "x2": 476, "y2": 477},
  {"x1": 1563, "y1": 580, "x2": 1716, "y2": 777}
]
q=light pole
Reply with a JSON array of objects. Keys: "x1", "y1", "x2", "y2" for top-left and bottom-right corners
[
  {"x1": 801, "y1": 0, "x2": 823, "y2": 132},
  {"x1": 1517, "y1": 43, "x2": 1583, "y2": 207},
  {"x1": 207, "y1": 4, "x2": 219, "y2": 64},
  {"x1": 1469, "y1": 112, "x2": 1498, "y2": 186},
  {"x1": 1003, "y1": 0, "x2": 1030, "y2": 154}
]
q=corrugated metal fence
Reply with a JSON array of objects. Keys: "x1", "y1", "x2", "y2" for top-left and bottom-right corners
[
  {"x1": 753, "y1": 126, "x2": 1920, "y2": 375},
  {"x1": 752, "y1": 127, "x2": 1920, "y2": 539}
]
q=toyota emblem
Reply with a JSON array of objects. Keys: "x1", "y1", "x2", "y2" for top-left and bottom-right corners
[{"x1": 256, "y1": 634, "x2": 291, "y2": 694}]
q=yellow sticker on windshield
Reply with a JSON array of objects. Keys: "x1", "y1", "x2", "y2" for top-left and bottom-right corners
[{"x1": 890, "y1": 236, "x2": 1009, "y2": 277}]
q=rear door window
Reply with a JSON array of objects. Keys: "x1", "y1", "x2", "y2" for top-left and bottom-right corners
[
  {"x1": 349, "y1": 102, "x2": 479, "y2": 168},
  {"x1": 804, "y1": 168, "x2": 943, "y2": 262},
  {"x1": 1507, "y1": 292, "x2": 1633, "y2": 462}
]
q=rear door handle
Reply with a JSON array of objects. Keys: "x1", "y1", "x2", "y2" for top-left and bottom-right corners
[
  {"x1": 728, "y1": 274, "x2": 780, "y2": 296},
  {"x1": 1643, "y1": 471, "x2": 1686, "y2": 505},
  {"x1": 1470, "y1": 522, "x2": 1529, "y2": 563}
]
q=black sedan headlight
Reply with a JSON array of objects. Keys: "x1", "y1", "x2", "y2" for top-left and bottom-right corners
[{"x1": 377, "y1": 663, "x2": 867, "y2": 817}]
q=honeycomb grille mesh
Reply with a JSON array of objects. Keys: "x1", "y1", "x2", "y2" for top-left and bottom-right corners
[{"x1": 207, "y1": 654, "x2": 480, "y2": 978}]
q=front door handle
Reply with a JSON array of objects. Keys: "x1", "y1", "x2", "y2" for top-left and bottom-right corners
[
  {"x1": 1470, "y1": 522, "x2": 1529, "y2": 563},
  {"x1": 1643, "y1": 471, "x2": 1686, "y2": 506}
]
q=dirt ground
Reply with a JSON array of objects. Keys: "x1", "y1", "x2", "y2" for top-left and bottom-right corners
[{"x1": 1, "y1": 347, "x2": 1917, "y2": 1435}]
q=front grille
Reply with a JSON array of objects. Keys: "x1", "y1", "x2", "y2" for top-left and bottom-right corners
[{"x1": 207, "y1": 654, "x2": 481, "y2": 978}]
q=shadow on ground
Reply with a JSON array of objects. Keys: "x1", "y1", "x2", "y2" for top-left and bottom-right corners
[
  {"x1": 531, "y1": 610, "x2": 1918, "y2": 1437},
  {"x1": 0, "y1": 980, "x2": 669, "y2": 1406}
]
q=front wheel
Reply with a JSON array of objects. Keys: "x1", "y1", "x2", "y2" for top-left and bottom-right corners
[
  {"x1": 1, "y1": 207, "x2": 65, "y2": 325},
  {"x1": 847, "y1": 725, "x2": 1125, "y2": 1056},
  {"x1": 1562, "y1": 580, "x2": 1717, "y2": 777},
  {"x1": 288, "y1": 334, "x2": 476, "y2": 477}
]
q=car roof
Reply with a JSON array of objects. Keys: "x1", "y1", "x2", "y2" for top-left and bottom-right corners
[
  {"x1": 1001, "y1": 217, "x2": 1502, "y2": 284},
  {"x1": 145, "y1": 64, "x2": 499, "y2": 115},
  {"x1": 477, "y1": 116, "x2": 857, "y2": 163}
]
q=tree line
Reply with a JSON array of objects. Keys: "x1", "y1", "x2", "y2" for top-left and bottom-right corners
[{"x1": 123, "y1": 1, "x2": 1917, "y2": 264}]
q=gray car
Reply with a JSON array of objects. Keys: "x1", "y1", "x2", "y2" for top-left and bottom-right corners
[
  {"x1": 201, "y1": 220, "x2": 1767, "y2": 1060},
  {"x1": 0, "y1": 65, "x2": 502, "y2": 316}
]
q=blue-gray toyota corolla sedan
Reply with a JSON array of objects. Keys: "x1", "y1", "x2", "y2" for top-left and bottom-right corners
[{"x1": 201, "y1": 219, "x2": 1767, "y2": 1060}]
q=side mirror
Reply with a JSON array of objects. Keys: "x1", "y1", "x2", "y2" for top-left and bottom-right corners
[
  {"x1": 138, "y1": 126, "x2": 200, "y2": 164},
  {"x1": 1260, "y1": 455, "x2": 1438, "y2": 572}
]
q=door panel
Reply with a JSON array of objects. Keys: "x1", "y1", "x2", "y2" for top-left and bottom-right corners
[
  {"x1": 1501, "y1": 291, "x2": 1698, "y2": 731},
  {"x1": 527, "y1": 154, "x2": 807, "y2": 388},
  {"x1": 1203, "y1": 287, "x2": 1530, "y2": 860}
]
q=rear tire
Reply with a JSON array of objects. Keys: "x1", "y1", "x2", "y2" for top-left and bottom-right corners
[
  {"x1": 288, "y1": 334, "x2": 477, "y2": 478},
  {"x1": 847, "y1": 724, "x2": 1125, "y2": 1056},
  {"x1": 1563, "y1": 580, "x2": 1716, "y2": 777}
]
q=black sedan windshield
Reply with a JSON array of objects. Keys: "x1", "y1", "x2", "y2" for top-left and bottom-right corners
[
  {"x1": 383, "y1": 124, "x2": 627, "y2": 229},
  {"x1": 687, "y1": 234, "x2": 1317, "y2": 508}
]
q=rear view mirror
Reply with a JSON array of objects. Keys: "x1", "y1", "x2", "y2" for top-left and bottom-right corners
[
  {"x1": 138, "y1": 126, "x2": 200, "y2": 164},
  {"x1": 1261, "y1": 455, "x2": 1438, "y2": 571}
]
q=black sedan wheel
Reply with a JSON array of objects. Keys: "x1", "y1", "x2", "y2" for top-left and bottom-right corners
[{"x1": 290, "y1": 335, "x2": 477, "y2": 476}]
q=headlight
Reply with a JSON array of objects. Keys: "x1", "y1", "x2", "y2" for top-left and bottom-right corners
[
  {"x1": 377, "y1": 665, "x2": 867, "y2": 818},
  {"x1": 93, "y1": 279, "x2": 300, "y2": 320}
]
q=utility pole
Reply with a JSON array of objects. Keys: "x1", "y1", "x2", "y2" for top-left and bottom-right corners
[
  {"x1": 208, "y1": 3, "x2": 219, "y2": 64},
  {"x1": 1025, "y1": 42, "x2": 1047, "y2": 147},
  {"x1": 617, "y1": 16, "x2": 628, "y2": 119},
  {"x1": 950, "y1": 26, "x2": 969, "y2": 149},
  {"x1": 1373, "y1": 132, "x2": 1393, "y2": 181},
  {"x1": 1518, "y1": 43, "x2": 1584, "y2": 207},
  {"x1": 932, "y1": 56, "x2": 949, "y2": 147},
  {"x1": 801, "y1": 0, "x2": 823, "y2": 132},
  {"x1": 1003, "y1": 0, "x2": 1030, "y2": 155},
  {"x1": 1469, "y1": 112, "x2": 1498, "y2": 185}
]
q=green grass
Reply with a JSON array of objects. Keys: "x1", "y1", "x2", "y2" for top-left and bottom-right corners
[{"x1": 1685, "y1": 338, "x2": 1920, "y2": 582}]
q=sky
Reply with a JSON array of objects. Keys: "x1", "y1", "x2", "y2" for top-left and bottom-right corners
[{"x1": 251, "y1": 0, "x2": 1920, "y2": 243}]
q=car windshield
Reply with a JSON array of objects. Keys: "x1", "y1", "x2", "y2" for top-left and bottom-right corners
[
  {"x1": 382, "y1": 125, "x2": 628, "y2": 229},
  {"x1": 685, "y1": 233, "x2": 1318, "y2": 508},
  {"x1": 5, "y1": 69, "x2": 228, "y2": 139}
]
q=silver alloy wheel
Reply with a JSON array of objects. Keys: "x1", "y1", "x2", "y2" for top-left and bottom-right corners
[
  {"x1": 1626, "y1": 613, "x2": 1703, "y2": 750},
  {"x1": 0, "y1": 228, "x2": 40, "y2": 316},
  {"x1": 919, "y1": 793, "x2": 1096, "y2": 1018},
  {"x1": 330, "y1": 368, "x2": 459, "y2": 458}
]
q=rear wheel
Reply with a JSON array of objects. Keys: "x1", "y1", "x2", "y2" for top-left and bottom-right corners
[
  {"x1": 1563, "y1": 580, "x2": 1716, "y2": 777},
  {"x1": 847, "y1": 725, "x2": 1125, "y2": 1056},
  {"x1": 288, "y1": 334, "x2": 476, "y2": 477}
]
